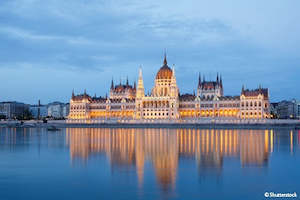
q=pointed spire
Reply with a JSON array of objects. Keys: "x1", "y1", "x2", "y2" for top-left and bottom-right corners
[
  {"x1": 198, "y1": 73, "x2": 201, "y2": 88},
  {"x1": 134, "y1": 80, "x2": 136, "y2": 89},
  {"x1": 163, "y1": 51, "x2": 167, "y2": 65},
  {"x1": 137, "y1": 67, "x2": 145, "y2": 98},
  {"x1": 172, "y1": 64, "x2": 176, "y2": 77},
  {"x1": 94, "y1": 93, "x2": 96, "y2": 98},
  {"x1": 111, "y1": 78, "x2": 114, "y2": 90},
  {"x1": 84, "y1": 89, "x2": 87, "y2": 97},
  {"x1": 220, "y1": 74, "x2": 223, "y2": 87},
  {"x1": 72, "y1": 89, "x2": 75, "y2": 98},
  {"x1": 217, "y1": 73, "x2": 219, "y2": 83},
  {"x1": 126, "y1": 76, "x2": 129, "y2": 85},
  {"x1": 242, "y1": 85, "x2": 245, "y2": 92},
  {"x1": 138, "y1": 67, "x2": 143, "y2": 79}
]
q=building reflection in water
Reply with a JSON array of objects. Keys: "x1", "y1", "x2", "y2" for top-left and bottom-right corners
[{"x1": 65, "y1": 128, "x2": 287, "y2": 190}]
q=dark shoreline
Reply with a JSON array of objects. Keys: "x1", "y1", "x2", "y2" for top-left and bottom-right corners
[{"x1": 1, "y1": 122, "x2": 300, "y2": 130}]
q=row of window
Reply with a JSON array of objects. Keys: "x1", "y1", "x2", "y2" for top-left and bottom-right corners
[
  {"x1": 71, "y1": 105, "x2": 85, "y2": 110},
  {"x1": 241, "y1": 101, "x2": 262, "y2": 107},
  {"x1": 111, "y1": 106, "x2": 121, "y2": 109},
  {"x1": 90, "y1": 106, "x2": 106, "y2": 109},
  {"x1": 241, "y1": 112, "x2": 262, "y2": 116},
  {"x1": 201, "y1": 104, "x2": 214, "y2": 108},
  {"x1": 219, "y1": 103, "x2": 239, "y2": 108},
  {"x1": 143, "y1": 102, "x2": 170, "y2": 108},
  {"x1": 179, "y1": 104, "x2": 195, "y2": 108},
  {"x1": 143, "y1": 112, "x2": 171, "y2": 116}
]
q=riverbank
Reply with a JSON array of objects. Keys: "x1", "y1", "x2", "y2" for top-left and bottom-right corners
[{"x1": 0, "y1": 119, "x2": 300, "y2": 130}]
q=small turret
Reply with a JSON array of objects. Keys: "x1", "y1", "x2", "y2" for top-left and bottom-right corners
[
  {"x1": 111, "y1": 78, "x2": 114, "y2": 90},
  {"x1": 198, "y1": 73, "x2": 201, "y2": 88}
]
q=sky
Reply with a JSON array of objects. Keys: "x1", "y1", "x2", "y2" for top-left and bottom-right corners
[{"x1": 0, "y1": 0, "x2": 299, "y2": 104}]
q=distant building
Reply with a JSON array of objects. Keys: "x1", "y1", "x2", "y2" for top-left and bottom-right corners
[
  {"x1": 291, "y1": 99, "x2": 300, "y2": 119},
  {"x1": 63, "y1": 103, "x2": 70, "y2": 117},
  {"x1": 0, "y1": 102, "x2": 30, "y2": 119},
  {"x1": 270, "y1": 103, "x2": 279, "y2": 118},
  {"x1": 29, "y1": 105, "x2": 48, "y2": 119},
  {"x1": 47, "y1": 102, "x2": 69, "y2": 118},
  {"x1": 276, "y1": 99, "x2": 300, "y2": 119}
]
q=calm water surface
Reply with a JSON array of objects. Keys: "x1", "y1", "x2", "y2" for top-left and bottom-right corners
[{"x1": 0, "y1": 127, "x2": 300, "y2": 200}]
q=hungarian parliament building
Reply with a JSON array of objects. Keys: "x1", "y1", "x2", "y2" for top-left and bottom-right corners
[{"x1": 68, "y1": 55, "x2": 270, "y2": 121}]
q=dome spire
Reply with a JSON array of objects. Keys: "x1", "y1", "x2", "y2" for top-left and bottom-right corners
[
  {"x1": 156, "y1": 53, "x2": 172, "y2": 79},
  {"x1": 163, "y1": 51, "x2": 167, "y2": 65}
]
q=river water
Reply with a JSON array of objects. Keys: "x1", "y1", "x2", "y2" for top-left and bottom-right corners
[{"x1": 0, "y1": 127, "x2": 299, "y2": 200}]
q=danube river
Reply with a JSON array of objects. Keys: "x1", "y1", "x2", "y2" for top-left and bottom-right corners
[{"x1": 0, "y1": 127, "x2": 299, "y2": 200}]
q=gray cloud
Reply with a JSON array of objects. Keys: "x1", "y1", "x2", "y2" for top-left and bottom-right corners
[{"x1": 0, "y1": 0, "x2": 299, "y2": 103}]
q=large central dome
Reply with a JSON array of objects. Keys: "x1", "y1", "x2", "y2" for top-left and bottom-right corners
[{"x1": 156, "y1": 55, "x2": 173, "y2": 79}]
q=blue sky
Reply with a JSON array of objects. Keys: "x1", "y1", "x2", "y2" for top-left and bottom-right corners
[{"x1": 0, "y1": 0, "x2": 299, "y2": 104}]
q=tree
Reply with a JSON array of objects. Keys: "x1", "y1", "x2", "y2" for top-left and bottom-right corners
[{"x1": 16, "y1": 109, "x2": 33, "y2": 120}]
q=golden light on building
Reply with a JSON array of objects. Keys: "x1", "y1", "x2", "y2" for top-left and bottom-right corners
[{"x1": 68, "y1": 55, "x2": 270, "y2": 122}]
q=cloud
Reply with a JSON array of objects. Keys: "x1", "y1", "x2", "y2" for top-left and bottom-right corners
[
  {"x1": 0, "y1": 0, "x2": 299, "y2": 103},
  {"x1": 0, "y1": 25, "x2": 94, "y2": 45}
]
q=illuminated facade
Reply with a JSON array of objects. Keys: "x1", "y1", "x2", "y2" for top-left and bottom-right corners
[{"x1": 68, "y1": 55, "x2": 270, "y2": 121}]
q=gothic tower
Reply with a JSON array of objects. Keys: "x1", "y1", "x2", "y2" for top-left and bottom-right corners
[{"x1": 135, "y1": 68, "x2": 145, "y2": 119}]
